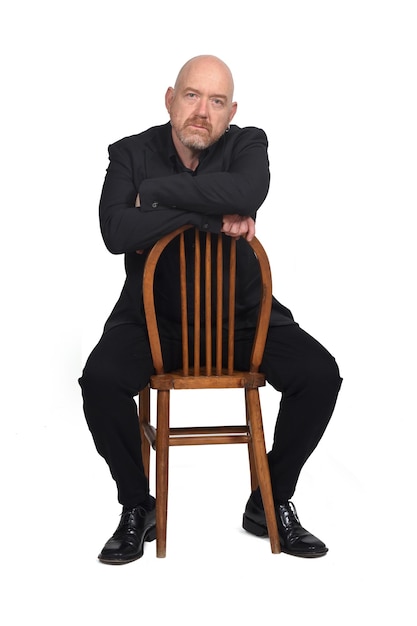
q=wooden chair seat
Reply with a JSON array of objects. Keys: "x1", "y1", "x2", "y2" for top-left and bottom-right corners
[{"x1": 138, "y1": 225, "x2": 280, "y2": 557}]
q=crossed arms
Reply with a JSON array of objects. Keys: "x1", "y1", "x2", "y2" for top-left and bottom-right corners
[{"x1": 99, "y1": 126, "x2": 270, "y2": 254}]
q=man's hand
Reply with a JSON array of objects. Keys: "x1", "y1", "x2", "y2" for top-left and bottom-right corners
[{"x1": 221, "y1": 214, "x2": 256, "y2": 241}]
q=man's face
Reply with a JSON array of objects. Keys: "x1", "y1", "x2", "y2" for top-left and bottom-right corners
[{"x1": 166, "y1": 59, "x2": 237, "y2": 152}]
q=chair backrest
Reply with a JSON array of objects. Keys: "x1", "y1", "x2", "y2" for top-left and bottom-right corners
[{"x1": 142, "y1": 226, "x2": 273, "y2": 377}]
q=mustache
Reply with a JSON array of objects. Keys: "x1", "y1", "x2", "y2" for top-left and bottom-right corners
[{"x1": 185, "y1": 117, "x2": 212, "y2": 132}]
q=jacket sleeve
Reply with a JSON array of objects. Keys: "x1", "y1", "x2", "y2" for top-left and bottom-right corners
[
  {"x1": 139, "y1": 127, "x2": 270, "y2": 216},
  {"x1": 99, "y1": 144, "x2": 222, "y2": 254}
]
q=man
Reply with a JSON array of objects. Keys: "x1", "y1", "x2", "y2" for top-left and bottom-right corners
[{"x1": 79, "y1": 54, "x2": 342, "y2": 564}]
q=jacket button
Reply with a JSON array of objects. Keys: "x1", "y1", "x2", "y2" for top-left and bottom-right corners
[{"x1": 152, "y1": 201, "x2": 159, "y2": 208}]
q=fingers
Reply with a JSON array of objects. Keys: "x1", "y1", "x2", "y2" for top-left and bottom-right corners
[
  {"x1": 221, "y1": 215, "x2": 256, "y2": 240},
  {"x1": 224, "y1": 215, "x2": 241, "y2": 237},
  {"x1": 245, "y1": 217, "x2": 256, "y2": 241},
  {"x1": 222, "y1": 214, "x2": 243, "y2": 237}
]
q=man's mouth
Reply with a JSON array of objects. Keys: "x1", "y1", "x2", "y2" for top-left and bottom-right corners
[{"x1": 186, "y1": 120, "x2": 211, "y2": 132}]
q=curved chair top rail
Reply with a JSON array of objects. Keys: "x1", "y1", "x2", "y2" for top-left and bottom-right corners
[{"x1": 143, "y1": 225, "x2": 273, "y2": 376}]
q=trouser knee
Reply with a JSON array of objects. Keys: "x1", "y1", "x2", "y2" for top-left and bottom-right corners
[{"x1": 320, "y1": 355, "x2": 343, "y2": 396}]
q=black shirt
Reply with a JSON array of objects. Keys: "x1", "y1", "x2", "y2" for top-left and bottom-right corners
[{"x1": 98, "y1": 122, "x2": 295, "y2": 331}]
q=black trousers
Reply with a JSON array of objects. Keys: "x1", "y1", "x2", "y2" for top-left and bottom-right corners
[{"x1": 79, "y1": 322, "x2": 342, "y2": 507}]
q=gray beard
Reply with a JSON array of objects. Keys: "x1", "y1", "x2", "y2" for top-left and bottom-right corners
[{"x1": 178, "y1": 131, "x2": 211, "y2": 151}]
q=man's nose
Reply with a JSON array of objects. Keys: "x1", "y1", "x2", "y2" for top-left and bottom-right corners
[{"x1": 195, "y1": 97, "x2": 209, "y2": 116}]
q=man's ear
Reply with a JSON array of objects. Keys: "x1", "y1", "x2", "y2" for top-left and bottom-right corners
[
  {"x1": 165, "y1": 87, "x2": 174, "y2": 113},
  {"x1": 229, "y1": 101, "x2": 238, "y2": 123}
]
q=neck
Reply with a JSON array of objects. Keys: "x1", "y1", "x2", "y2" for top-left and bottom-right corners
[
  {"x1": 181, "y1": 154, "x2": 200, "y2": 171},
  {"x1": 171, "y1": 132, "x2": 201, "y2": 171}
]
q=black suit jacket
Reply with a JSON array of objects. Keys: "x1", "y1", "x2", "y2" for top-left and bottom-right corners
[{"x1": 98, "y1": 122, "x2": 295, "y2": 331}]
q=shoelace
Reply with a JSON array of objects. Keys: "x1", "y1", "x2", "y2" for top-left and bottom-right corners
[
  {"x1": 279, "y1": 501, "x2": 301, "y2": 528},
  {"x1": 120, "y1": 505, "x2": 147, "y2": 527}
]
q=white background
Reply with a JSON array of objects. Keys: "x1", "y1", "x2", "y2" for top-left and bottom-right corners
[{"x1": 1, "y1": 1, "x2": 416, "y2": 624}]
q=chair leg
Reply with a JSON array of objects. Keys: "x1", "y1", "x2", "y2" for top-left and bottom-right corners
[
  {"x1": 245, "y1": 395, "x2": 259, "y2": 492},
  {"x1": 155, "y1": 389, "x2": 170, "y2": 558},
  {"x1": 245, "y1": 388, "x2": 281, "y2": 554},
  {"x1": 138, "y1": 386, "x2": 151, "y2": 479}
]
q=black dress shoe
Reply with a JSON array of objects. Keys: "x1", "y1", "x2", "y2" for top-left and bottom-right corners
[
  {"x1": 242, "y1": 493, "x2": 328, "y2": 558},
  {"x1": 98, "y1": 499, "x2": 156, "y2": 564}
]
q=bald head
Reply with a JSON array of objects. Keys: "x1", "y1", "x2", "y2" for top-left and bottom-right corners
[
  {"x1": 166, "y1": 55, "x2": 237, "y2": 164},
  {"x1": 174, "y1": 55, "x2": 235, "y2": 100}
]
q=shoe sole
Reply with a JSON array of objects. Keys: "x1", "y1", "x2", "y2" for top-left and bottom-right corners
[
  {"x1": 280, "y1": 547, "x2": 329, "y2": 558},
  {"x1": 98, "y1": 525, "x2": 156, "y2": 564}
]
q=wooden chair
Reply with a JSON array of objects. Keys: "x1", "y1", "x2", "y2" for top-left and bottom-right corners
[{"x1": 138, "y1": 225, "x2": 280, "y2": 557}]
